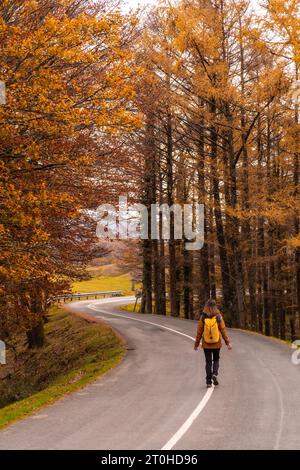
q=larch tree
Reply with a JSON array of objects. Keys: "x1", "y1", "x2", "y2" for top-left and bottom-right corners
[{"x1": 131, "y1": 0, "x2": 299, "y2": 340}]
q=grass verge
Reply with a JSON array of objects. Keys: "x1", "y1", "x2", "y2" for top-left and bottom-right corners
[
  {"x1": 72, "y1": 273, "x2": 134, "y2": 295},
  {"x1": 0, "y1": 306, "x2": 125, "y2": 429},
  {"x1": 121, "y1": 303, "x2": 172, "y2": 315},
  {"x1": 121, "y1": 303, "x2": 140, "y2": 313}
]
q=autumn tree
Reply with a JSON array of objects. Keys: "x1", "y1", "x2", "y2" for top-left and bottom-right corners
[
  {"x1": 133, "y1": 0, "x2": 299, "y2": 339},
  {"x1": 0, "y1": 0, "x2": 140, "y2": 346}
]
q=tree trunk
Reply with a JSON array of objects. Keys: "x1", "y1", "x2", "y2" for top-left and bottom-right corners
[
  {"x1": 294, "y1": 66, "x2": 300, "y2": 336},
  {"x1": 183, "y1": 242, "x2": 194, "y2": 319},
  {"x1": 140, "y1": 113, "x2": 155, "y2": 314},
  {"x1": 166, "y1": 110, "x2": 179, "y2": 317},
  {"x1": 27, "y1": 320, "x2": 44, "y2": 349},
  {"x1": 208, "y1": 206, "x2": 217, "y2": 300},
  {"x1": 197, "y1": 109, "x2": 210, "y2": 307},
  {"x1": 153, "y1": 159, "x2": 167, "y2": 316},
  {"x1": 209, "y1": 100, "x2": 233, "y2": 321},
  {"x1": 226, "y1": 113, "x2": 245, "y2": 328}
]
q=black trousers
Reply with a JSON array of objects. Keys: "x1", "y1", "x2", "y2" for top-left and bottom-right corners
[{"x1": 203, "y1": 348, "x2": 220, "y2": 384}]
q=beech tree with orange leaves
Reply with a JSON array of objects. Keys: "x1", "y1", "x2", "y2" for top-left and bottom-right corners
[{"x1": 0, "y1": 0, "x2": 140, "y2": 346}]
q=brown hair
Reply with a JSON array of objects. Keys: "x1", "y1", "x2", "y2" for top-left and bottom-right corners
[{"x1": 203, "y1": 299, "x2": 220, "y2": 316}]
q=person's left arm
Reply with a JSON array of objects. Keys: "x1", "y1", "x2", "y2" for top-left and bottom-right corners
[{"x1": 194, "y1": 317, "x2": 204, "y2": 350}]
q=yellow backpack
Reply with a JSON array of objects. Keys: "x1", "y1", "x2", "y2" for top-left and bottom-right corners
[{"x1": 203, "y1": 316, "x2": 221, "y2": 343}]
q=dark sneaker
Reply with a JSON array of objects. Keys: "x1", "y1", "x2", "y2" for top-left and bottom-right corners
[
  {"x1": 206, "y1": 383, "x2": 212, "y2": 388},
  {"x1": 212, "y1": 375, "x2": 219, "y2": 386}
]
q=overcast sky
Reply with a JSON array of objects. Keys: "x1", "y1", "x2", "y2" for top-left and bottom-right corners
[
  {"x1": 122, "y1": 0, "x2": 262, "y2": 13},
  {"x1": 122, "y1": 0, "x2": 158, "y2": 12}
]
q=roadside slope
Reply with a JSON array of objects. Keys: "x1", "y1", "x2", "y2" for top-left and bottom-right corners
[{"x1": 0, "y1": 306, "x2": 124, "y2": 429}]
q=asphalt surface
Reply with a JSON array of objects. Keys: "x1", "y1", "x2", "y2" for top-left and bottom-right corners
[{"x1": 0, "y1": 296, "x2": 299, "y2": 450}]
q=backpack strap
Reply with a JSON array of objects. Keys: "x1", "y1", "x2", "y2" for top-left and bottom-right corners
[{"x1": 202, "y1": 313, "x2": 220, "y2": 323}]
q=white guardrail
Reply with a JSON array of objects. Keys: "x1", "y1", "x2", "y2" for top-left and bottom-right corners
[{"x1": 56, "y1": 291, "x2": 123, "y2": 302}]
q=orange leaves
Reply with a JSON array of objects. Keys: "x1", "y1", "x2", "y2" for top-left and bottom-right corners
[
  {"x1": 287, "y1": 235, "x2": 300, "y2": 249},
  {"x1": 1, "y1": 4, "x2": 140, "y2": 137},
  {"x1": 253, "y1": 67, "x2": 289, "y2": 103},
  {"x1": 0, "y1": 1, "x2": 141, "y2": 339}
]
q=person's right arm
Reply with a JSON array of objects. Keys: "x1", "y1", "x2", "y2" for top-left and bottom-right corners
[{"x1": 219, "y1": 316, "x2": 232, "y2": 350}]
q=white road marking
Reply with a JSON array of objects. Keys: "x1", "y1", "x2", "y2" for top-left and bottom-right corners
[
  {"x1": 96, "y1": 315, "x2": 119, "y2": 321},
  {"x1": 87, "y1": 298, "x2": 214, "y2": 450},
  {"x1": 31, "y1": 414, "x2": 48, "y2": 420},
  {"x1": 89, "y1": 302, "x2": 195, "y2": 342},
  {"x1": 162, "y1": 386, "x2": 214, "y2": 450}
]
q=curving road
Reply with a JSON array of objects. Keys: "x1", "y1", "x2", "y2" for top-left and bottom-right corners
[{"x1": 0, "y1": 296, "x2": 299, "y2": 450}]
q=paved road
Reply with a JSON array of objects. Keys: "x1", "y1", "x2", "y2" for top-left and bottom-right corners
[{"x1": 0, "y1": 297, "x2": 299, "y2": 450}]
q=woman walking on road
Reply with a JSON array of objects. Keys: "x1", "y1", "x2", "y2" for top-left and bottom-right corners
[{"x1": 194, "y1": 299, "x2": 232, "y2": 388}]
